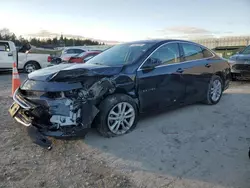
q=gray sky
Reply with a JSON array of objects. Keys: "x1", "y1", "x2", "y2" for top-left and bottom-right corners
[{"x1": 1, "y1": 0, "x2": 250, "y2": 41}]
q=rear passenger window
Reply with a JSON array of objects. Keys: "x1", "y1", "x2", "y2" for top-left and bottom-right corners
[
  {"x1": 182, "y1": 43, "x2": 203, "y2": 61},
  {"x1": 202, "y1": 48, "x2": 213, "y2": 58}
]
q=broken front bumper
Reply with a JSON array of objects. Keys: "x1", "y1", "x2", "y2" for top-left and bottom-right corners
[
  {"x1": 9, "y1": 89, "x2": 53, "y2": 148},
  {"x1": 9, "y1": 89, "x2": 33, "y2": 126},
  {"x1": 9, "y1": 88, "x2": 95, "y2": 137}
]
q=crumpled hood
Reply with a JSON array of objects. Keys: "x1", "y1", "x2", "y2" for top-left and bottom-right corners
[{"x1": 28, "y1": 63, "x2": 123, "y2": 82}]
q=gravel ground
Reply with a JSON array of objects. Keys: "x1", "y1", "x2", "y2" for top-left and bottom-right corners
[{"x1": 0, "y1": 72, "x2": 250, "y2": 188}]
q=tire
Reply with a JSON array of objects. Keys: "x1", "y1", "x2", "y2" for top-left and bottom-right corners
[
  {"x1": 23, "y1": 61, "x2": 40, "y2": 73},
  {"x1": 204, "y1": 75, "x2": 223, "y2": 105},
  {"x1": 97, "y1": 94, "x2": 138, "y2": 137}
]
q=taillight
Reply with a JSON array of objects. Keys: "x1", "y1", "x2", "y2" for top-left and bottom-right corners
[{"x1": 47, "y1": 56, "x2": 52, "y2": 62}]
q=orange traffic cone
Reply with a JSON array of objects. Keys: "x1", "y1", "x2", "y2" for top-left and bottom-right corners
[{"x1": 11, "y1": 62, "x2": 21, "y2": 96}]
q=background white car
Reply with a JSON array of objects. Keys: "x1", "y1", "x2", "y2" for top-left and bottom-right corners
[{"x1": 60, "y1": 47, "x2": 87, "y2": 62}]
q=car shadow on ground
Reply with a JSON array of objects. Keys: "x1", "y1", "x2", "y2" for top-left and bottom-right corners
[{"x1": 84, "y1": 91, "x2": 250, "y2": 187}]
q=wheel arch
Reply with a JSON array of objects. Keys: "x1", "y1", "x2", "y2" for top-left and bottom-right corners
[
  {"x1": 214, "y1": 71, "x2": 225, "y2": 87},
  {"x1": 97, "y1": 89, "x2": 139, "y2": 110},
  {"x1": 24, "y1": 60, "x2": 41, "y2": 69}
]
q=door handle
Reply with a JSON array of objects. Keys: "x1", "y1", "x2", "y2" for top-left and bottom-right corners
[
  {"x1": 176, "y1": 68, "x2": 184, "y2": 73},
  {"x1": 205, "y1": 63, "x2": 211, "y2": 68},
  {"x1": 8, "y1": 52, "x2": 13, "y2": 56}
]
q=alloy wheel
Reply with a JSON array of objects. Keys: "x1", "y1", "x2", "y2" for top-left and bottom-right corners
[
  {"x1": 107, "y1": 102, "x2": 135, "y2": 135},
  {"x1": 210, "y1": 79, "x2": 222, "y2": 102}
]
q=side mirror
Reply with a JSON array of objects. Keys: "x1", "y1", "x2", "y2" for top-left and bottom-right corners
[{"x1": 142, "y1": 58, "x2": 161, "y2": 69}]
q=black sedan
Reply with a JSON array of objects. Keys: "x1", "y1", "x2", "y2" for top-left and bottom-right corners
[
  {"x1": 229, "y1": 45, "x2": 250, "y2": 80},
  {"x1": 9, "y1": 39, "x2": 231, "y2": 147}
]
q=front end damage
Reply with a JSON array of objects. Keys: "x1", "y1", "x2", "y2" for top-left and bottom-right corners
[{"x1": 10, "y1": 76, "x2": 117, "y2": 148}]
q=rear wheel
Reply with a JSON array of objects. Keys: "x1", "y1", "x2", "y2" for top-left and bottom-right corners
[
  {"x1": 204, "y1": 75, "x2": 223, "y2": 105},
  {"x1": 24, "y1": 61, "x2": 40, "y2": 73},
  {"x1": 97, "y1": 94, "x2": 138, "y2": 137}
]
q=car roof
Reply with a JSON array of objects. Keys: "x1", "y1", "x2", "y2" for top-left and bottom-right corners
[{"x1": 124, "y1": 39, "x2": 198, "y2": 45}]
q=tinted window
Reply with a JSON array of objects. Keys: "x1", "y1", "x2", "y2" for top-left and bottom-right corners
[
  {"x1": 202, "y1": 48, "x2": 213, "y2": 58},
  {"x1": 146, "y1": 43, "x2": 180, "y2": 66},
  {"x1": 0, "y1": 42, "x2": 10, "y2": 52},
  {"x1": 182, "y1": 43, "x2": 203, "y2": 61},
  {"x1": 242, "y1": 46, "x2": 250, "y2": 54}
]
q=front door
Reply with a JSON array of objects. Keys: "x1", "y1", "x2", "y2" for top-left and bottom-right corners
[
  {"x1": 136, "y1": 42, "x2": 186, "y2": 111},
  {"x1": 0, "y1": 42, "x2": 13, "y2": 68}
]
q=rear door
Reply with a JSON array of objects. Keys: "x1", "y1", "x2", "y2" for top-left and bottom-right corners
[
  {"x1": 179, "y1": 42, "x2": 214, "y2": 102},
  {"x1": 0, "y1": 42, "x2": 14, "y2": 68},
  {"x1": 136, "y1": 42, "x2": 186, "y2": 111}
]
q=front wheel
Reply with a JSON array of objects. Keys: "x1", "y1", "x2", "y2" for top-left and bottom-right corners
[
  {"x1": 97, "y1": 94, "x2": 138, "y2": 137},
  {"x1": 204, "y1": 75, "x2": 223, "y2": 105}
]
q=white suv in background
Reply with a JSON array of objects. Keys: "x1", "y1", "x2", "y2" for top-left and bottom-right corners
[{"x1": 60, "y1": 48, "x2": 87, "y2": 62}]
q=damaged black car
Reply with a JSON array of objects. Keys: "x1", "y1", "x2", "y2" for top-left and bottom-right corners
[{"x1": 9, "y1": 39, "x2": 231, "y2": 148}]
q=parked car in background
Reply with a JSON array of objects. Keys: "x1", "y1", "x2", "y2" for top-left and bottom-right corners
[
  {"x1": 9, "y1": 39, "x2": 230, "y2": 147},
  {"x1": 228, "y1": 45, "x2": 250, "y2": 80},
  {"x1": 19, "y1": 51, "x2": 51, "y2": 73},
  {"x1": 68, "y1": 51, "x2": 101, "y2": 63},
  {"x1": 48, "y1": 55, "x2": 62, "y2": 64},
  {"x1": 60, "y1": 48, "x2": 87, "y2": 62},
  {"x1": 0, "y1": 41, "x2": 51, "y2": 73}
]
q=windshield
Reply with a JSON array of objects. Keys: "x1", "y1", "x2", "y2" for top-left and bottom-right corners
[{"x1": 86, "y1": 42, "x2": 156, "y2": 66}]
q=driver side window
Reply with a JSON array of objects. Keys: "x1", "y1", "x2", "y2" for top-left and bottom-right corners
[{"x1": 144, "y1": 43, "x2": 180, "y2": 67}]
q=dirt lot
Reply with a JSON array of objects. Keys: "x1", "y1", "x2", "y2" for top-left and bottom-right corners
[{"x1": 1, "y1": 72, "x2": 250, "y2": 188}]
